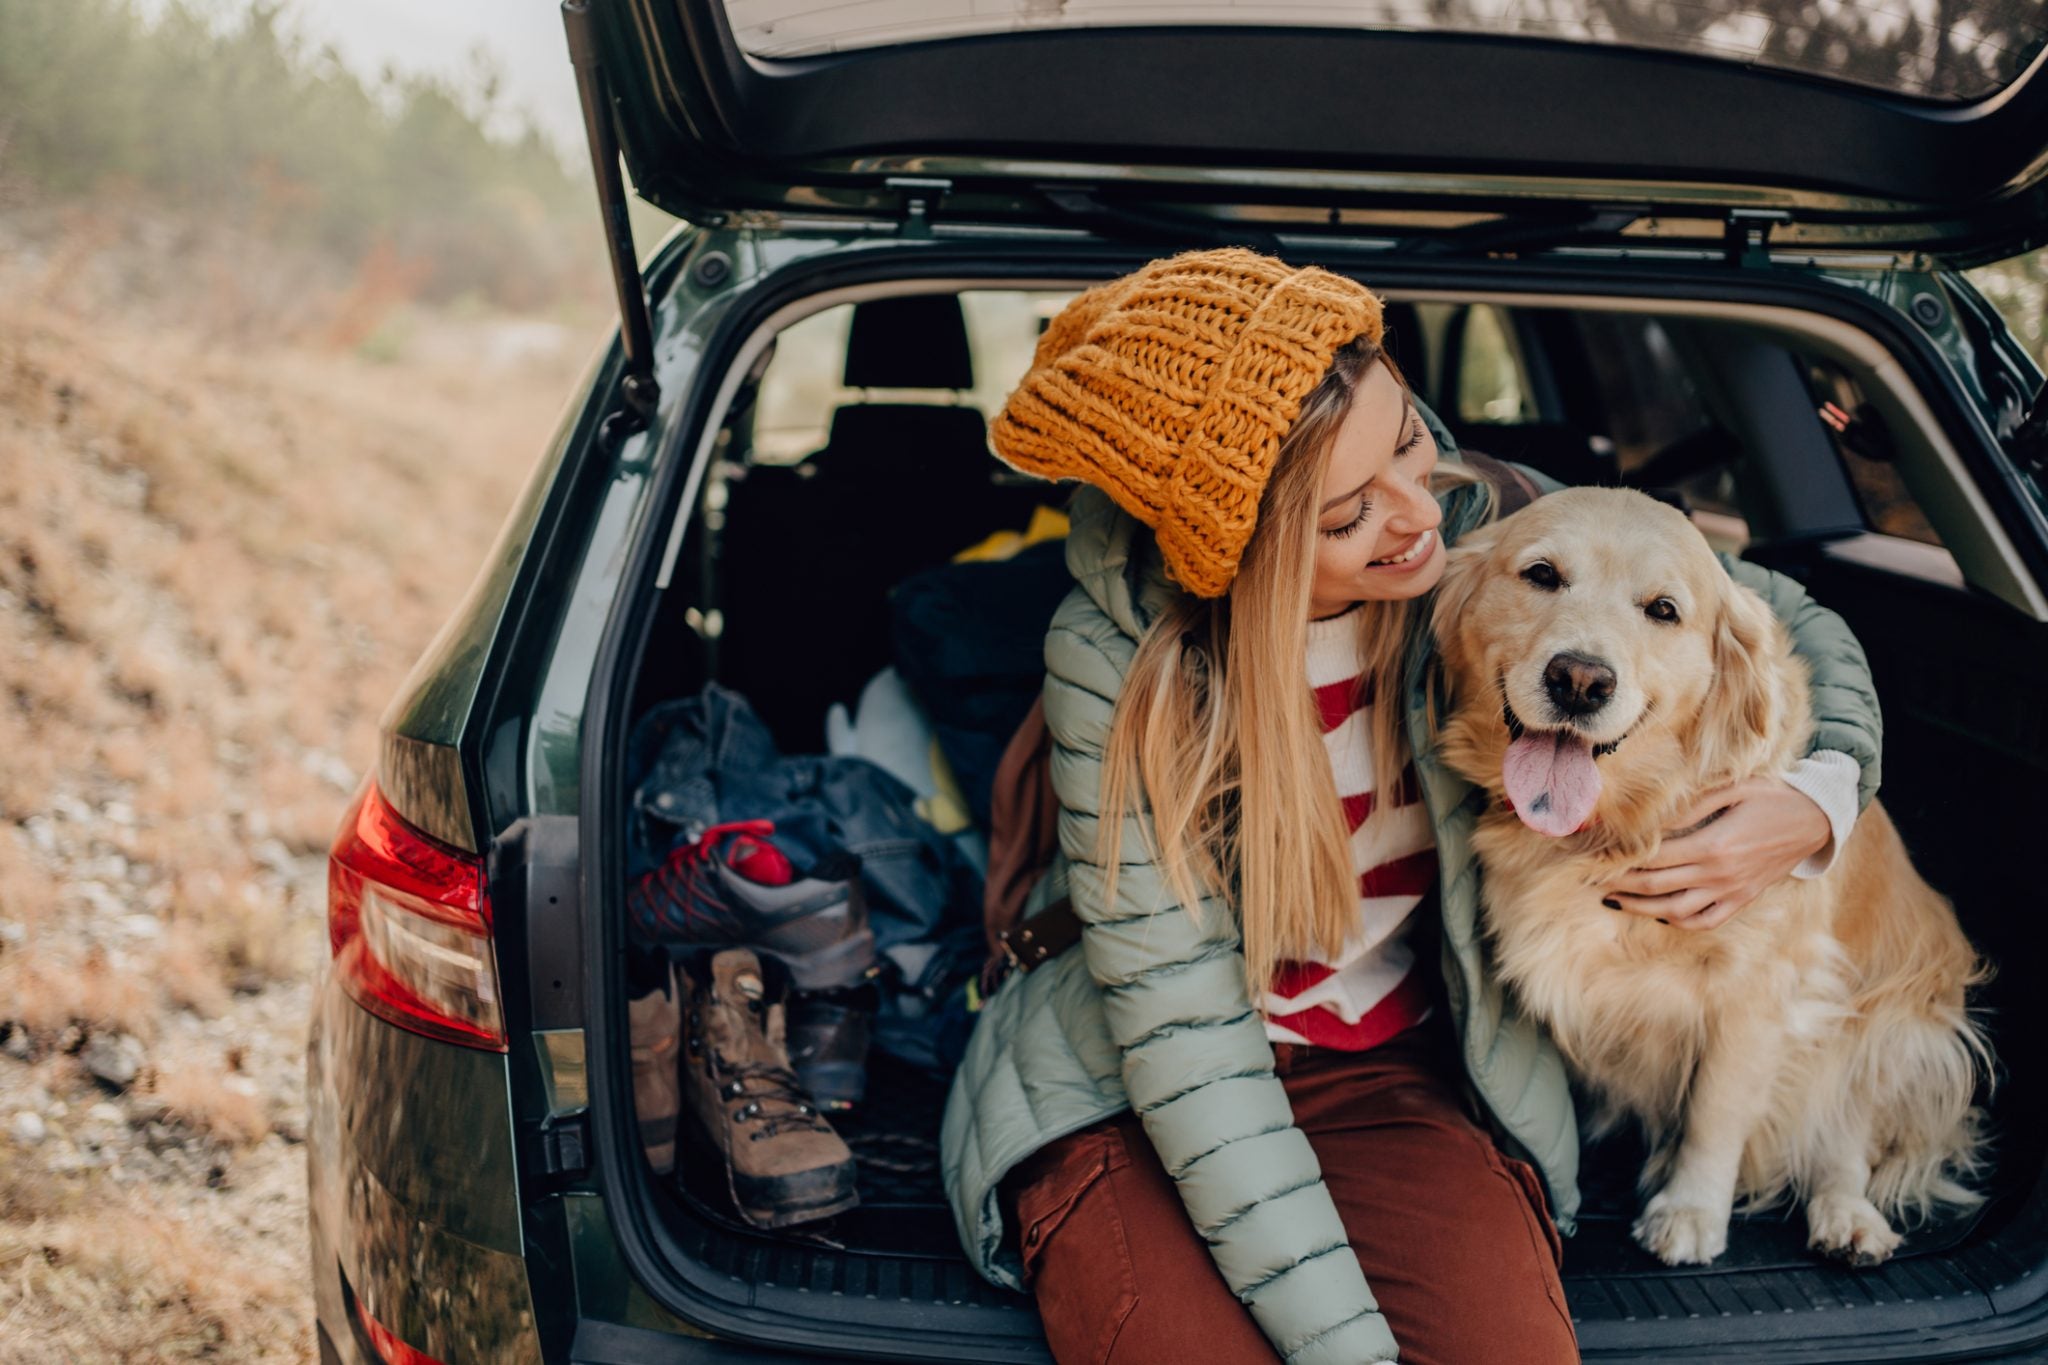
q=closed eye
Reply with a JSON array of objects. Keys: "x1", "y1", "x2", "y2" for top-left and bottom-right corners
[
  {"x1": 1322, "y1": 414, "x2": 1422, "y2": 538},
  {"x1": 1322, "y1": 496, "x2": 1374, "y2": 539}
]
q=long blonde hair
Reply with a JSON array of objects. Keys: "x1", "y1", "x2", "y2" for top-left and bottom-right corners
[{"x1": 1099, "y1": 337, "x2": 1471, "y2": 998}]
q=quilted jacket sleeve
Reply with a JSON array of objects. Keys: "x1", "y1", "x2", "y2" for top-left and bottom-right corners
[
  {"x1": 1719, "y1": 555, "x2": 1883, "y2": 811},
  {"x1": 1042, "y1": 594, "x2": 1401, "y2": 1365}
]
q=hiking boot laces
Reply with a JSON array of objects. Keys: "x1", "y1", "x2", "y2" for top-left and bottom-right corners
[{"x1": 716, "y1": 1060, "x2": 832, "y2": 1139}]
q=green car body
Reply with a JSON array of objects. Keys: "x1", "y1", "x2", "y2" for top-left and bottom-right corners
[{"x1": 309, "y1": 6, "x2": 2048, "y2": 1358}]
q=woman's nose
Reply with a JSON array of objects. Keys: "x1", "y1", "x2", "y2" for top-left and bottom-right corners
[{"x1": 1387, "y1": 462, "x2": 1442, "y2": 532}]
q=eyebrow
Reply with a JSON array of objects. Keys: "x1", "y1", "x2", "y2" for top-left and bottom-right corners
[{"x1": 1319, "y1": 390, "x2": 1418, "y2": 515}]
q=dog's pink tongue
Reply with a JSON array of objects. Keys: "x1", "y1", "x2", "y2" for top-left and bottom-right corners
[{"x1": 1503, "y1": 732, "x2": 1602, "y2": 836}]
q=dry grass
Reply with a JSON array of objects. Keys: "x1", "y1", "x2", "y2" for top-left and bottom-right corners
[
  {"x1": 0, "y1": 210, "x2": 601, "y2": 1360},
  {"x1": 0, "y1": 268, "x2": 560, "y2": 1009},
  {"x1": 0, "y1": 1155, "x2": 308, "y2": 1362},
  {"x1": 0, "y1": 951, "x2": 161, "y2": 1043},
  {"x1": 143, "y1": 1067, "x2": 272, "y2": 1148}
]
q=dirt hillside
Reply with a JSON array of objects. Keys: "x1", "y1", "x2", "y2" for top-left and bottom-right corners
[{"x1": 0, "y1": 214, "x2": 601, "y2": 1361}]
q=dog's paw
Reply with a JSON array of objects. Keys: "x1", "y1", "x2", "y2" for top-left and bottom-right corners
[
  {"x1": 1807, "y1": 1195, "x2": 1903, "y2": 1267},
  {"x1": 1633, "y1": 1192, "x2": 1731, "y2": 1266}
]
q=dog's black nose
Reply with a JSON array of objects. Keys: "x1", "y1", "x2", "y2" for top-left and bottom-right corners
[{"x1": 1544, "y1": 652, "x2": 1616, "y2": 717}]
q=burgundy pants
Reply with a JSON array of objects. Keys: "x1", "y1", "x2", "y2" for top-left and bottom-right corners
[{"x1": 1004, "y1": 1026, "x2": 1578, "y2": 1365}]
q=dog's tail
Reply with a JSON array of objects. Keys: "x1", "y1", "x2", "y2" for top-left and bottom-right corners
[
  {"x1": 1861, "y1": 998, "x2": 1995, "y2": 1224},
  {"x1": 1832, "y1": 806, "x2": 1995, "y2": 1225}
]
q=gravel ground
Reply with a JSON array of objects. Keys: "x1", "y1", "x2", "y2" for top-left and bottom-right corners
[{"x1": 0, "y1": 220, "x2": 597, "y2": 1359}]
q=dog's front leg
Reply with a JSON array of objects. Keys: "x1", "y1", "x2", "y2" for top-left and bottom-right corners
[
  {"x1": 1633, "y1": 1007, "x2": 1788, "y2": 1266},
  {"x1": 1805, "y1": 1119, "x2": 1903, "y2": 1267}
]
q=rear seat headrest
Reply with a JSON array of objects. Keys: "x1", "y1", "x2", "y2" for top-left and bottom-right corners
[
  {"x1": 1378, "y1": 302, "x2": 1425, "y2": 390},
  {"x1": 843, "y1": 295, "x2": 974, "y2": 391}
]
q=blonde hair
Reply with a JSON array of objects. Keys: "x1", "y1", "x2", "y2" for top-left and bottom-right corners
[{"x1": 1099, "y1": 339, "x2": 1476, "y2": 998}]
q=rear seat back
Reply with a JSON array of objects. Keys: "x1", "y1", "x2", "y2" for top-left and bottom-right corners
[{"x1": 718, "y1": 294, "x2": 1044, "y2": 748}]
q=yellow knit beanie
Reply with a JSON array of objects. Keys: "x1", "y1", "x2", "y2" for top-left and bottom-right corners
[{"x1": 991, "y1": 248, "x2": 1384, "y2": 598}]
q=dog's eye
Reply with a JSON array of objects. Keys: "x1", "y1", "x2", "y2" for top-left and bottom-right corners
[
  {"x1": 1520, "y1": 561, "x2": 1562, "y2": 591},
  {"x1": 1645, "y1": 597, "x2": 1680, "y2": 624}
]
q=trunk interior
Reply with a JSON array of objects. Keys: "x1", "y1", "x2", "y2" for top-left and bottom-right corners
[{"x1": 604, "y1": 268, "x2": 2048, "y2": 1361}]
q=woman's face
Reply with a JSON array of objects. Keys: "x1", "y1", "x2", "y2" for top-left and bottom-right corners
[{"x1": 1309, "y1": 359, "x2": 1445, "y2": 618}]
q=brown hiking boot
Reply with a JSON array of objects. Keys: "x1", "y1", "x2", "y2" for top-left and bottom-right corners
[
  {"x1": 629, "y1": 964, "x2": 682, "y2": 1174},
  {"x1": 680, "y1": 948, "x2": 858, "y2": 1229}
]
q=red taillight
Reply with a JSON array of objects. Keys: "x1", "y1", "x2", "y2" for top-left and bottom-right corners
[
  {"x1": 328, "y1": 779, "x2": 506, "y2": 1052},
  {"x1": 354, "y1": 1292, "x2": 447, "y2": 1365}
]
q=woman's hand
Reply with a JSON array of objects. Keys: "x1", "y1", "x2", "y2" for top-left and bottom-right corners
[{"x1": 1602, "y1": 777, "x2": 1832, "y2": 931}]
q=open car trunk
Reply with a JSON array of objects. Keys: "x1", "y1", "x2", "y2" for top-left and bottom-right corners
[
  {"x1": 582, "y1": 0, "x2": 2048, "y2": 264},
  {"x1": 582, "y1": 245, "x2": 2048, "y2": 1363}
]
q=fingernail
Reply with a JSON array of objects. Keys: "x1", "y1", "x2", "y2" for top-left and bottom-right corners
[{"x1": 1602, "y1": 898, "x2": 1621, "y2": 910}]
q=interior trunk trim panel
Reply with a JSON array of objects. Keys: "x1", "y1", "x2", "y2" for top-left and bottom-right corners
[{"x1": 577, "y1": 236, "x2": 2048, "y2": 1362}]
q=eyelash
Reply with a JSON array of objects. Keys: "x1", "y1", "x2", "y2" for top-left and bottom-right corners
[
  {"x1": 1325, "y1": 495, "x2": 1374, "y2": 539},
  {"x1": 1321, "y1": 416, "x2": 1426, "y2": 540}
]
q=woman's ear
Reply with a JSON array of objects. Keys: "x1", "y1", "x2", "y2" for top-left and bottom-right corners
[{"x1": 1697, "y1": 577, "x2": 1780, "y2": 771}]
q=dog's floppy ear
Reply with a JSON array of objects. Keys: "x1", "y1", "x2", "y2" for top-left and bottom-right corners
[
  {"x1": 1429, "y1": 518, "x2": 1507, "y2": 683},
  {"x1": 1697, "y1": 575, "x2": 1779, "y2": 773}
]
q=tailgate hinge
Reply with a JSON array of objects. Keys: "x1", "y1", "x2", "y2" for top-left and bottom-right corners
[
  {"x1": 563, "y1": 0, "x2": 660, "y2": 442},
  {"x1": 1724, "y1": 209, "x2": 1792, "y2": 267}
]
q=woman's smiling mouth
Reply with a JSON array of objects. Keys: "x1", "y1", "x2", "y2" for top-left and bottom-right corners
[{"x1": 1369, "y1": 527, "x2": 1436, "y2": 570}]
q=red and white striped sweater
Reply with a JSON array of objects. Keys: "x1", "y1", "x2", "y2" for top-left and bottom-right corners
[{"x1": 1262, "y1": 610, "x2": 1438, "y2": 1050}]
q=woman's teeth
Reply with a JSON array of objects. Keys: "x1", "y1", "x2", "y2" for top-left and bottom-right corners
[{"x1": 1370, "y1": 528, "x2": 1435, "y2": 567}]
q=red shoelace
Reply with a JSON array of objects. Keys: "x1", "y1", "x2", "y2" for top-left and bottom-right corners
[{"x1": 629, "y1": 819, "x2": 790, "y2": 942}]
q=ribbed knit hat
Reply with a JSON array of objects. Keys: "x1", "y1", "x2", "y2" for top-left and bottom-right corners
[{"x1": 991, "y1": 248, "x2": 1384, "y2": 597}]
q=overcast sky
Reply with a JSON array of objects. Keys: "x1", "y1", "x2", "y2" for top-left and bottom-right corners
[
  {"x1": 307, "y1": 0, "x2": 583, "y2": 145},
  {"x1": 160, "y1": 0, "x2": 588, "y2": 154}
]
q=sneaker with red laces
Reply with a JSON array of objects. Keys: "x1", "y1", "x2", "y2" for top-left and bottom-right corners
[{"x1": 629, "y1": 820, "x2": 875, "y2": 1109}]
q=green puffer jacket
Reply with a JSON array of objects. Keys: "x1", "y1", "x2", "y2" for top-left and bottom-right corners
[{"x1": 940, "y1": 460, "x2": 1882, "y2": 1363}]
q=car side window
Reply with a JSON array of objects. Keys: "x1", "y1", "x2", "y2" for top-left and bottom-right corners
[
  {"x1": 1572, "y1": 313, "x2": 1752, "y2": 549},
  {"x1": 750, "y1": 304, "x2": 854, "y2": 464},
  {"x1": 1805, "y1": 358, "x2": 1945, "y2": 547},
  {"x1": 1454, "y1": 305, "x2": 1538, "y2": 425}
]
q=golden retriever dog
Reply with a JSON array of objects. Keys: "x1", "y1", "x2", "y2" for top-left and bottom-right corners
[{"x1": 1431, "y1": 486, "x2": 1988, "y2": 1267}]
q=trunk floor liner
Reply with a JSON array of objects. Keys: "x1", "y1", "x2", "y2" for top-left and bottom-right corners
[
  {"x1": 647, "y1": 1054, "x2": 2046, "y2": 1360},
  {"x1": 662, "y1": 1051, "x2": 1997, "y2": 1276}
]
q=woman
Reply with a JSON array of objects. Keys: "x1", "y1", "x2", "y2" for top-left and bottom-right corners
[{"x1": 938, "y1": 250, "x2": 1877, "y2": 1364}]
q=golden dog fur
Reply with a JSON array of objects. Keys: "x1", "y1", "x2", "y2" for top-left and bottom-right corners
[{"x1": 1432, "y1": 487, "x2": 1988, "y2": 1266}]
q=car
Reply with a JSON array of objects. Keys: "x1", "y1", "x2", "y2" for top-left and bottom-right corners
[{"x1": 307, "y1": 1, "x2": 2048, "y2": 1360}]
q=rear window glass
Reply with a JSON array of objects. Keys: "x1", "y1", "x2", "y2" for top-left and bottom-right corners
[
  {"x1": 723, "y1": 0, "x2": 2047, "y2": 102},
  {"x1": 750, "y1": 290, "x2": 1074, "y2": 464}
]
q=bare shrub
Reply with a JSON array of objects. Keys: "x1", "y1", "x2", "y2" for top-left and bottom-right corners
[
  {"x1": 0, "y1": 950, "x2": 154, "y2": 1042},
  {"x1": 96, "y1": 730, "x2": 151, "y2": 785},
  {"x1": 144, "y1": 1066, "x2": 270, "y2": 1147},
  {"x1": 158, "y1": 923, "x2": 232, "y2": 1019},
  {"x1": 0, "y1": 830, "x2": 55, "y2": 933}
]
